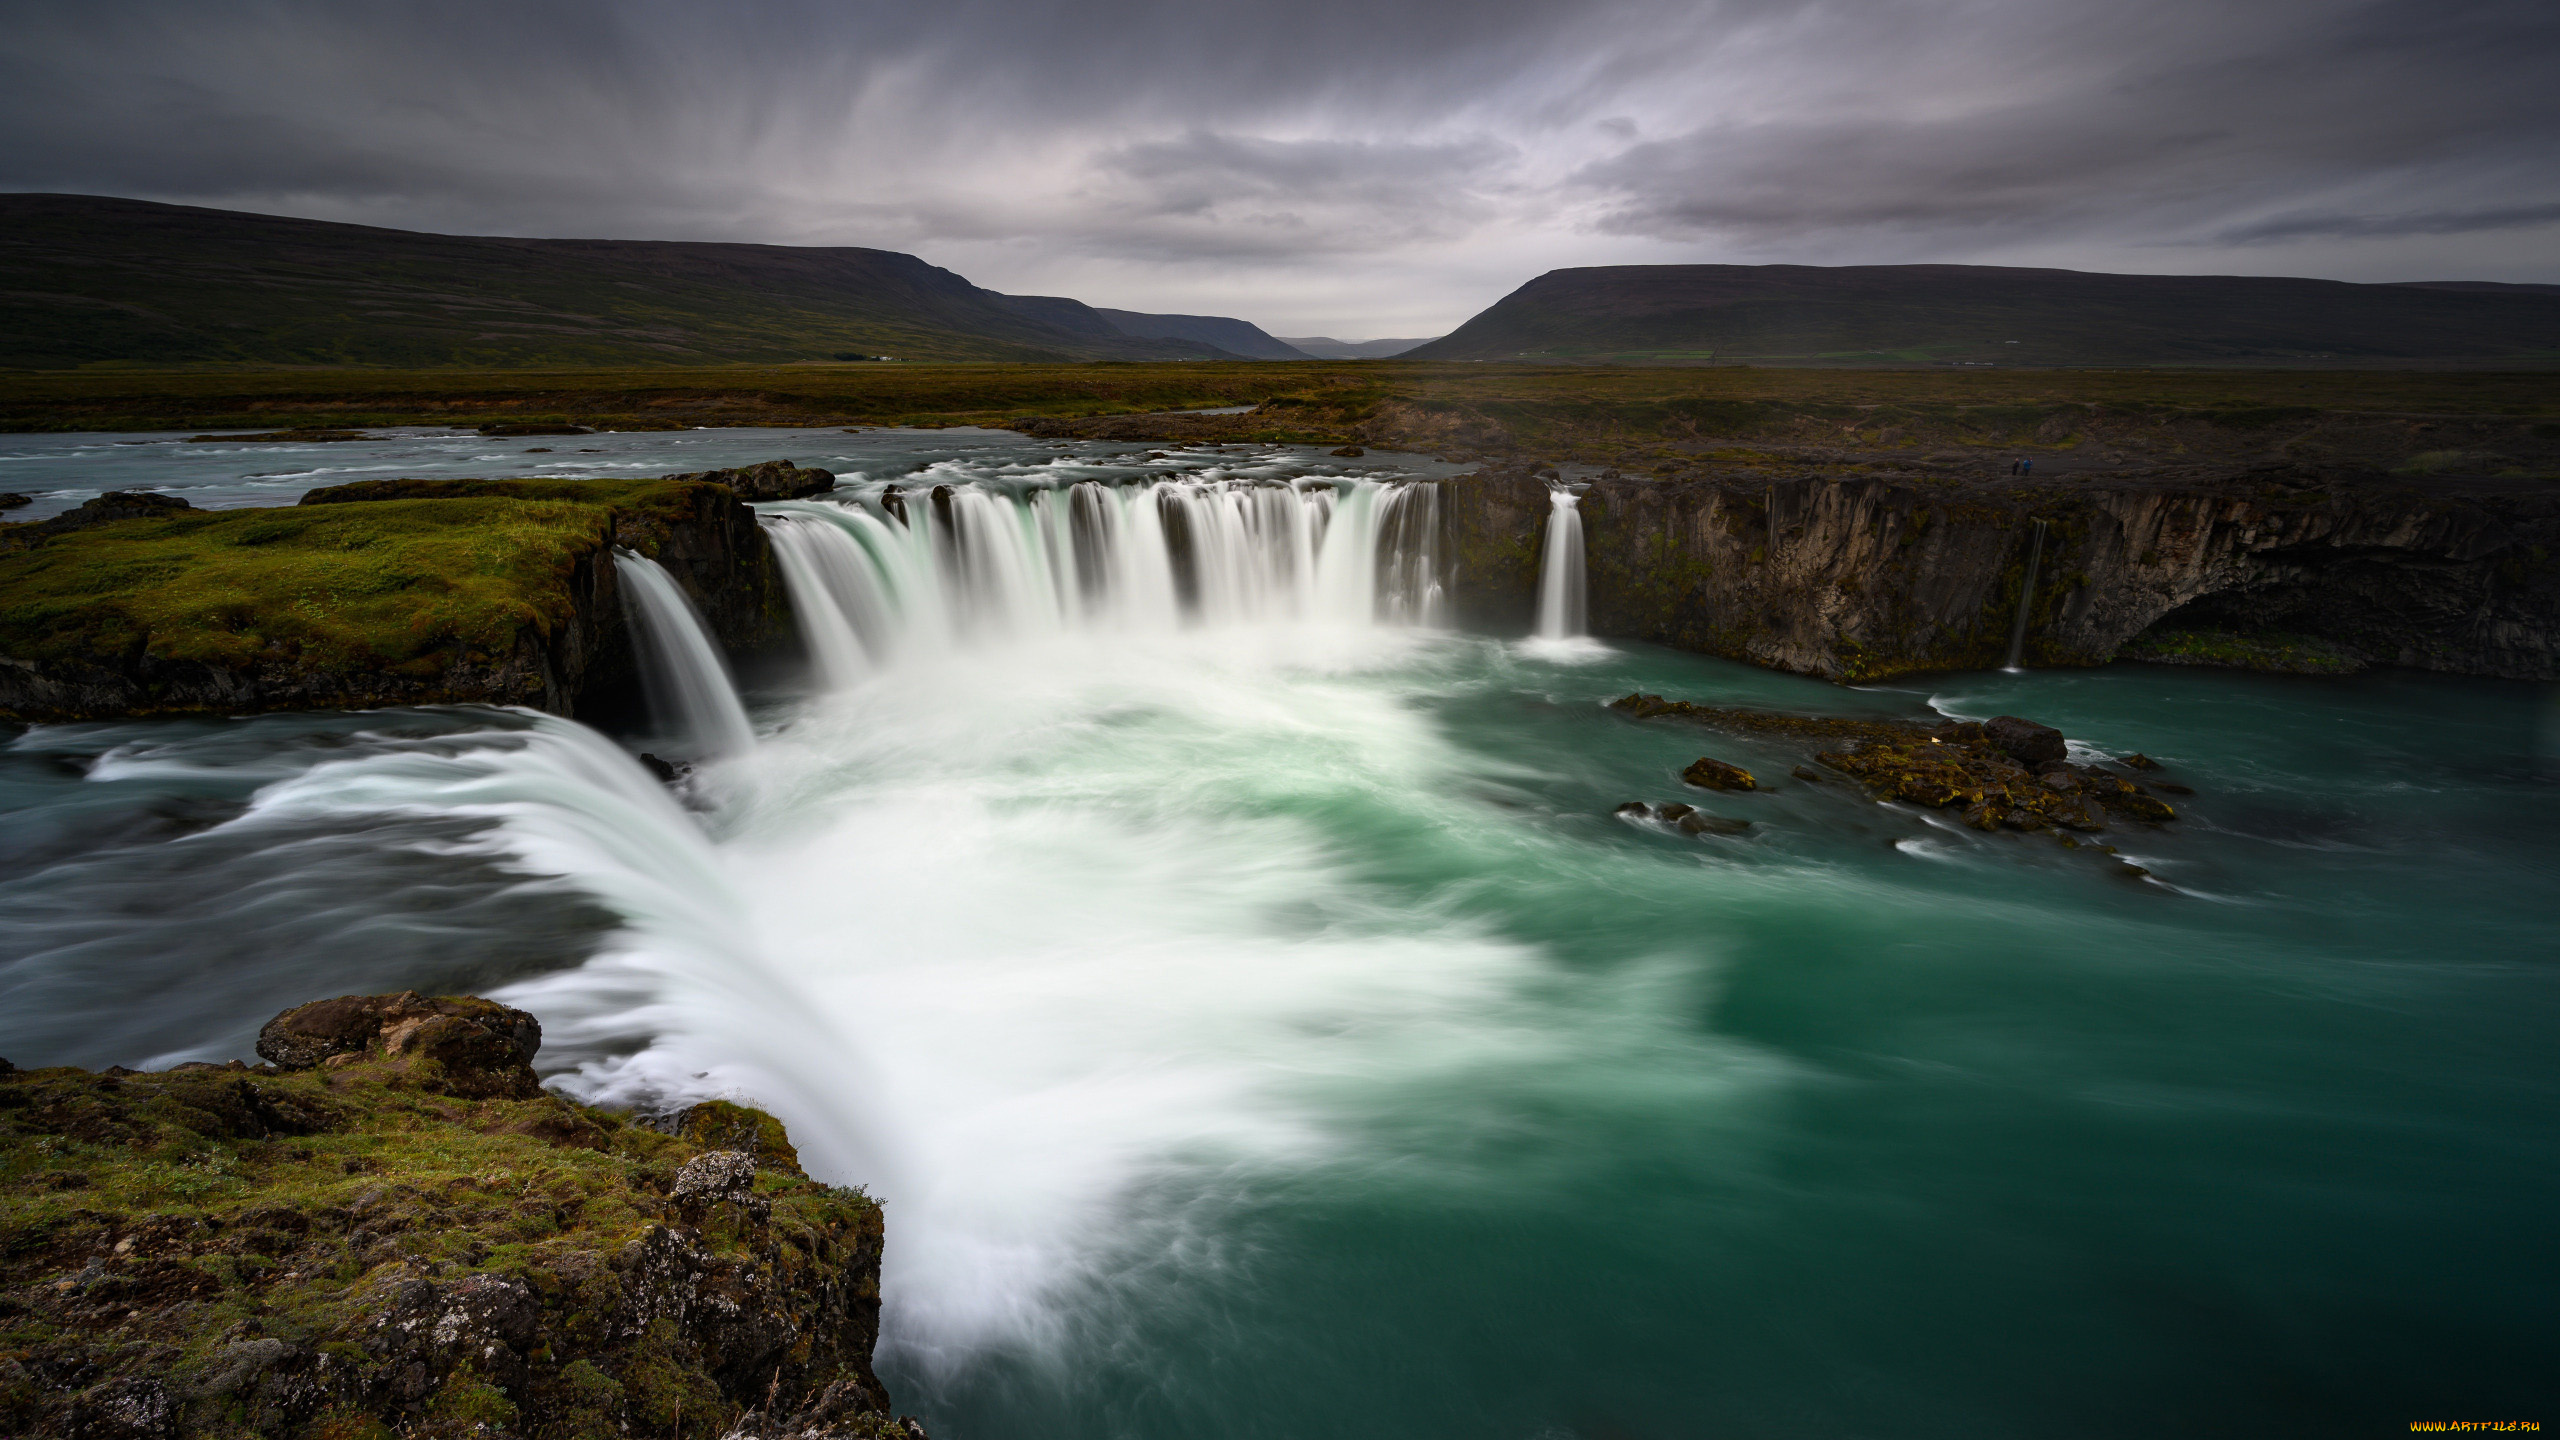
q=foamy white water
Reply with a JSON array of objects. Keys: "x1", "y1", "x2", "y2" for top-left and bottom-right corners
[{"x1": 483, "y1": 469, "x2": 1591, "y2": 1368}]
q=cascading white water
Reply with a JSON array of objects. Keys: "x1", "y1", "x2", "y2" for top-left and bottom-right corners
[
  {"x1": 1533, "y1": 489, "x2": 1587, "y2": 640},
  {"x1": 614, "y1": 552, "x2": 756, "y2": 758},
  {"x1": 756, "y1": 477, "x2": 1439, "y2": 686}
]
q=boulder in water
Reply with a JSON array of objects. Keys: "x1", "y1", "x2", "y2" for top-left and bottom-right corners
[
  {"x1": 1681, "y1": 756, "x2": 1758, "y2": 791},
  {"x1": 1983, "y1": 715, "x2": 2066, "y2": 767},
  {"x1": 1616, "y1": 800, "x2": 1751, "y2": 836}
]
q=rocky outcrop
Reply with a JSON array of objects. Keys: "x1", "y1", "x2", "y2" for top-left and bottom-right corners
[
  {"x1": 257, "y1": 993, "x2": 545, "y2": 1099},
  {"x1": 0, "y1": 491, "x2": 197, "y2": 552},
  {"x1": 1611, "y1": 693, "x2": 2180, "y2": 835},
  {"x1": 0, "y1": 993, "x2": 922, "y2": 1440},
  {"x1": 664, "y1": 460, "x2": 837, "y2": 502},
  {"x1": 0, "y1": 466, "x2": 809, "y2": 723},
  {"x1": 1449, "y1": 463, "x2": 2560, "y2": 681}
]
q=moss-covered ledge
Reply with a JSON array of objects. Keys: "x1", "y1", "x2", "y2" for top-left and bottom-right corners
[
  {"x1": 0, "y1": 470, "x2": 805, "y2": 722},
  {"x1": 0, "y1": 991, "x2": 924, "y2": 1440}
]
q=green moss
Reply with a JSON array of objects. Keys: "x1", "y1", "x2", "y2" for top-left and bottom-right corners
[
  {"x1": 1, "y1": 1046, "x2": 888, "y2": 1438},
  {"x1": 425, "y1": 1367, "x2": 520, "y2": 1427},
  {"x1": 2120, "y1": 627, "x2": 2365, "y2": 674},
  {"x1": 0, "y1": 495, "x2": 621, "y2": 674}
]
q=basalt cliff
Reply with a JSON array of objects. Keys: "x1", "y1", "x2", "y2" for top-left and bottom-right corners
[
  {"x1": 1444, "y1": 459, "x2": 2560, "y2": 680},
  {"x1": 1026, "y1": 388, "x2": 2560, "y2": 681}
]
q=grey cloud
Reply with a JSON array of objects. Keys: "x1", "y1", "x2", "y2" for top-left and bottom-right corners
[
  {"x1": 2218, "y1": 202, "x2": 2560, "y2": 244},
  {"x1": 0, "y1": 0, "x2": 2554, "y2": 332}
]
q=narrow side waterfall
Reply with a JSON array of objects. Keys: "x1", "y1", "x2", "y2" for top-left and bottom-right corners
[
  {"x1": 614, "y1": 552, "x2": 756, "y2": 757},
  {"x1": 1533, "y1": 489, "x2": 1587, "y2": 639},
  {"x1": 2003, "y1": 518, "x2": 2049, "y2": 672}
]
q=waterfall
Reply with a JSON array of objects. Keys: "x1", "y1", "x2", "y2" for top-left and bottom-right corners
[
  {"x1": 614, "y1": 552, "x2": 757, "y2": 758},
  {"x1": 2003, "y1": 518, "x2": 2049, "y2": 672},
  {"x1": 766, "y1": 518, "x2": 876, "y2": 688},
  {"x1": 1533, "y1": 489, "x2": 1586, "y2": 639},
  {"x1": 757, "y1": 477, "x2": 1440, "y2": 688}
]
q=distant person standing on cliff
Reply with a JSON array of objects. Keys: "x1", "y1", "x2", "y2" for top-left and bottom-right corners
[
  {"x1": 2021, "y1": 458, "x2": 2034, "y2": 476},
  {"x1": 2009, "y1": 459, "x2": 2021, "y2": 475}
]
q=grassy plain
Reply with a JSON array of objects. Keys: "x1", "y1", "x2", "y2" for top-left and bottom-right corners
[{"x1": 3, "y1": 360, "x2": 2556, "y2": 437}]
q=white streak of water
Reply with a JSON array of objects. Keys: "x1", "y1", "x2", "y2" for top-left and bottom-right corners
[
  {"x1": 1534, "y1": 489, "x2": 1586, "y2": 640},
  {"x1": 614, "y1": 553, "x2": 756, "y2": 758}
]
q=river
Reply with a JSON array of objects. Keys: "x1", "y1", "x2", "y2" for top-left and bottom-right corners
[{"x1": 3, "y1": 427, "x2": 2554, "y2": 1435}]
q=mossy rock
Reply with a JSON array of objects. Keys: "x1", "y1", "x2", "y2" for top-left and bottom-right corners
[{"x1": 0, "y1": 993, "x2": 915, "y2": 1440}]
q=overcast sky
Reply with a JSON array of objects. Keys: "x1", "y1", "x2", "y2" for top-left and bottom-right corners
[{"x1": 3, "y1": 0, "x2": 2554, "y2": 337}]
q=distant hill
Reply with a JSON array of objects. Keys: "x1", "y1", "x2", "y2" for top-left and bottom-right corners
[
  {"x1": 1403, "y1": 264, "x2": 2560, "y2": 366},
  {"x1": 0, "y1": 194, "x2": 1261, "y2": 368},
  {"x1": 1096, "y1": 310, "x2": 1308, "y2": 360},
  {"x1": 1277, "y1": 336, "x2": 1438, "y2": 359}
]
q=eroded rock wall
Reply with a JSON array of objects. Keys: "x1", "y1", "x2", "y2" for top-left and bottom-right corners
[{"x1": 1447, "y1": 464, "x2": 2560, "y2": 681}]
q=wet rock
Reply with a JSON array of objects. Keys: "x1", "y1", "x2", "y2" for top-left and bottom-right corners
[
  {"x1": 477, "y1": 421, "x2": 590, "y2": 436},
  {"x1": 1616, "y1": 801, "x2": 1750, "y2": 836},
  {"x1": 2118, "y1": 752, "x2": 2162, "y2": 771},
  {"x1": 667, "y1": 458, "x2": 838, "y2": 501},
  {"x1": 1330, "y1": 446, "x2": 1365, "y2": 457},
  {"x1": 2106, "y1": 790, "x2": 2178, "y2": 823},
  {"x1": 2152, "y1": 781, "x2": 2196, "y2": 796},
  {"x1": 255, "y1": 992, "x2": 542, "y2": 1100},
  {"x1": 637, "y1": 750, "x2": 688, "y2": 784},
  {"x1": 1983, "y1": 715, "x2": 2066, "y2": 767},
  {"x1": 0, "y1": 492, "x2": 195, "y2": 551},
  {"x1": 1680, "y1": 756, "x2": 1758, "y2": 791},
  {"x1": 1791, "y1": 765, "x2": 1822, "y2": 782},
  {"x1": 0, "y1": 492, "x2": 30, "y2": 509}
]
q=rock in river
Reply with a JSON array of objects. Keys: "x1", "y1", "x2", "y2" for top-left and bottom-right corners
[{"x1": 1681, "y1": 756, "x2": 1759, "y2": 791}]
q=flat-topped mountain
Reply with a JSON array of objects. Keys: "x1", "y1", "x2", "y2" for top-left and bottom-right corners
[
  {"x1": 0, "y1": 194, "x2": 1278, "y2": 368},
  {"x1": 1403, "y1": 263, "x2": 2560, "y2": 366}
]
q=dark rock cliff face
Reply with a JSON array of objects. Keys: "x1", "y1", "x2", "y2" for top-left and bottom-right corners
[{"x1": 1448, "y1": 463, "x2": 2560, "y2": 680}]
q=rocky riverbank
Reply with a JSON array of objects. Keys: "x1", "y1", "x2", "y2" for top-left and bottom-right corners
[
  {"x1": 0, "y1": 991, "x2": 923, "y2": 1440},
  {"x1": 0, "y1": 461, "x2": 831, "y2": 723}
]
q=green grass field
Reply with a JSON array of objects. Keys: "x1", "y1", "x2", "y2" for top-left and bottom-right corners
[{"x1": 3, "y1": 361, "x2": 2555, "y2": 436}]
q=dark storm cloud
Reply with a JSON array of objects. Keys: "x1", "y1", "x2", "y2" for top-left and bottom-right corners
[
  {"x1": 2219, "y1": 202, "x2": 2560, "y2": 244},
  {"x1": 1, "y1": 0, "x2": 2554, "y2": 330}
]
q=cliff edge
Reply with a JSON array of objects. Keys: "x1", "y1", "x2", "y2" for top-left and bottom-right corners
[
  {"x1": 0, "y1": 991, "x2": 922, "y2": 1440},
  {"x1": 0, "y1": 463, "x2": 829, "y2": 723}
]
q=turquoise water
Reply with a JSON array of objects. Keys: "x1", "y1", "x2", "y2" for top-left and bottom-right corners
[{"x1": 2, "y1": 431, "x2": 2554, "y2": 1436}]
